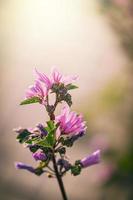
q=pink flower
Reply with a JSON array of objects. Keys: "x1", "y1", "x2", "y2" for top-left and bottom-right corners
[
  {"x1": 56, "y1": 105, "x2": 86, "y2": 137},
  {"x1": 35, "y1": 69, "x2": 52, "y2": 89},
  {"x1": 26, "y1": 80, "x2": 48, "y2": 105},
  {"x1": 80, "y1": 150, "x2": 100, "y2": 168},
  {"x1": 51, "y1": 68, "x2": 78, "y2": 85},
  {"x1": 35, "y1": 67, "x2": 78, "y2": 89}
]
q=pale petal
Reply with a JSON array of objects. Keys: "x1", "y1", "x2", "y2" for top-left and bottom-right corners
[{"x1": 35, "y1": 68, "x2": 52, "y2": 89}]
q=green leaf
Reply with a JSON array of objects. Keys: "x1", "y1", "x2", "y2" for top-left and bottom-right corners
[
  {"x1": 36, "y1": 130, "x2": 56, "y2": 148},
  {"x1": 25, "y1": 139, "x2": 32, "y2": 144},
  {"x1": 37, "y1": 139, "x2": 52, "y2": 148},
  {"x1": 66, "y1": 84, "x2": 78, "y2": 90},
  {"x1": 16, "y1": 129, "x2": 31, "y2": 143},
  {"x1": 44, "y1": 121, "x2": 55, "y2": 134},
  {"x1": 20, "y1": 97, "x2": 40, "y2": 105},
  {"x1": 46, "y1": 130, "x2": 56, "y2": 146},
  {"x1": 29, "y1": 145, "x2": 39, "y2": 153},
  {"x1": 35, "y1": 121, "x2": 57, "y2": 148},
  {"x1": 47, "y1": 120, "x2": 55, "y2": 130}
]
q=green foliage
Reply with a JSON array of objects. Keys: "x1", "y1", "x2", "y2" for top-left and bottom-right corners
[
  {"x1": 51, "y1": 83, "x2": 74, "y2": 107},
  {"x1": 29, "y1": 145, "x2": 40, "y2": 153},
  {"x1": 17, "y1": 129, "x2": 31, "y2": 143},
  {"x1": 36, "y1": 121, "x2": 57, "y2": 148},
  {"x1": 47, "y1": 120, "x2": 56, "y2": 130},
  {"x1": 66, "y1": 84, "x2": 78, "y2": 90},
  {"x1": 20, "y1": 97, "x2": 40, "y2": 105}
]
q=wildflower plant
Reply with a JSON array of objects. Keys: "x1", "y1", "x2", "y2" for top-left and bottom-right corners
[{"x1": 14, "y1": 68, "x2": 100, "y2": 200}]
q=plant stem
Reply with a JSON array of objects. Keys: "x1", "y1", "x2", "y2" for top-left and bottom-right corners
[
  {"x1": 52, "y1": 152, "x2": 68, "y2": 200},
  {"x1": 47, "y1": 93, "x2": 67, "y2": 200}
]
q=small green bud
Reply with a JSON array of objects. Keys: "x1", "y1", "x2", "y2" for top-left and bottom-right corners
[{"x1": 71, "y1": 165, "x2": 82, "y2": 176}]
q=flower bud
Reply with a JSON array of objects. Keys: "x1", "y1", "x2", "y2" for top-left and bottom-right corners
[
  {"x1": 15, "y1": 162, "x2": 35, "y2": 173},
  {"x1": 80, "y1": 150, "x2": 100, "y2": 168},
  {"x1": 32, "y1": 151, "x2": 47, "y2": 161},
  {"x1": 57, "y1": 159, "x2": 71, "y2": 170}
]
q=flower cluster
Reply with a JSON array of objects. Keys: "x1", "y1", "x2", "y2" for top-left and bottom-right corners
[
  {"x1": 15, "y1": 68, "x2": 100, "y2": 178},
  {"x1": 23, "y1": 68, "x2": 78, "y2": 108}
]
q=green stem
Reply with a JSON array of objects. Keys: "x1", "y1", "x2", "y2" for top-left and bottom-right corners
[
  {"x1": 52, "y1": 152, "x2": 68, "y2": 200},
  {"x1": 47, "y1": 93, "x2": 68, "y2": 199}
]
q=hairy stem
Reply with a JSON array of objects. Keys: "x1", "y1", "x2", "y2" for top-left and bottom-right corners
[
  {"x1": 52, "y1": 152, "x2": 68, "y2": 200},
  {"x1": 47, "y1": 92, "x2": 68, "y2": 200}
]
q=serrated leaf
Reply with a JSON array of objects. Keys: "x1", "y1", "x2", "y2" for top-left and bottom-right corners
[
  {"x1": 17, "y1": 129, "x2": 31, "y2": 143},
  {"x1": 66, "y1": 84, "x2": 78, "y2": 90},
  {"x1": 20, "y1": 97, "x2": 40, "y2": 105}
]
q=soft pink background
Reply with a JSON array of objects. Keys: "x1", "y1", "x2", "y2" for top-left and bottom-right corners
[{"x1": 0, "y1": 1, "x2": 127, "y2": 199}]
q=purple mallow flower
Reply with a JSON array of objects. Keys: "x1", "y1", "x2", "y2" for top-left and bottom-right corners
[
  {"x1": 32, "y1": 151, "x2": 47, "y2": 161},
  {"x1": 26, "y1": 80, "x2": 48, "y2": 105},
  {"x1": 24, "y1": 67, "x2": 77, "y2": 105},
  {"x1": 56, "y1": 105, "x2": 86, "y2": 136},
  {"x1": 35, "y1": 67, "x2": 78, "y2": 89},
  {"x1": 51, "y1": 68, "x2": 78, "y2": 85},
  {"x1": 15, "y1": 162, "x2": 35, "y2": 173},
  {"x1": 80, "y1": 150, "x2": 100, "y2": 168},
  {"x1": 35, "y1": 68, "x2": 52, "y2": 89}
]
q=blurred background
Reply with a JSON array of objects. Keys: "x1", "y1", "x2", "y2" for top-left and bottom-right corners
[{"x1": 0, "y1": 0, "x2": 133, "y2": 199}]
